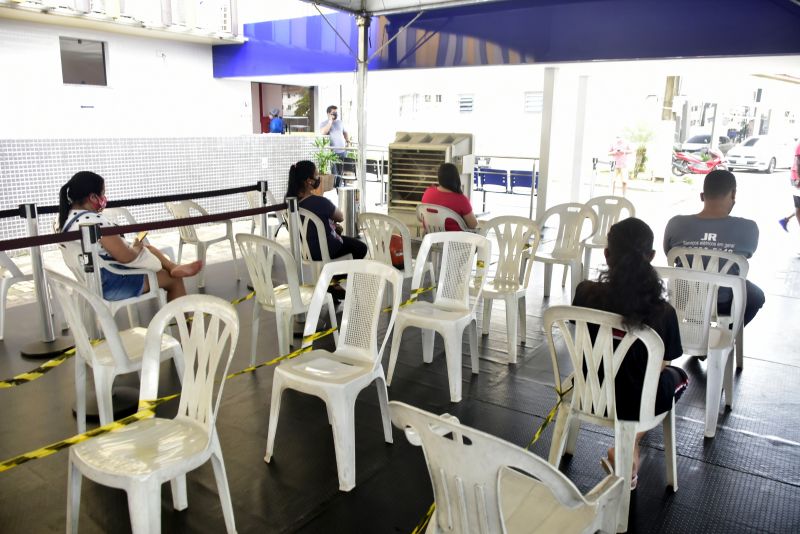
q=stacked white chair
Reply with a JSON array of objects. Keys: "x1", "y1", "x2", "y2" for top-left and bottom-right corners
[
  {"x1": 236, "y1": 233, "x2": 338, "y2": 364},
  {"x1": 0, "y1": 251, "x2": 32, "y2": 340},
  {"x1": 416, "y1": 203, "x2": 469, "y2": 233},
  {"x1": 390, "y1": 401, "x2": 624, "y2": 534},
  {"x1": 666, "y1": 246, "x2": 748, "y2": 370},
  {"x1": 477, "y1": 215, "x2": 542, "y2": 364},
  {"x1": 65, "y1": 294, "x2": 239, "y2": 533},
  {"x1": 545, "y1": 305, "x2": 678, "y2": 533},
  {"x1": 655, "y1": 266, "x2": 745, "y2": 438},
  {"x1": 297, "y1": 208, "x2": 353, "y2": 284},
  {"x1": 532, "y1": 203, "x2": 597, "y2": 301},
  {"x1": 580, "y1": 196, "x2": 635, "y2": 280},
  {"x1": 265, "y1": 260, "x2": 403, "y2": 491},
  {"x1": 387, "y1": 232, "x2": 491, "y2": 403},
  {"x1": 358, "y1": 211, "x2": 436, "y2": 284},
  {"x1": 164, "y1": 199, "x2": 240, "y2": 288},
  {"x1": 47, "y1": 270, "x2": 183, "y2": 433}
]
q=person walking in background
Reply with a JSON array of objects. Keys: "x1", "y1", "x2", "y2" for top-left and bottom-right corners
[
  {"x1": 778, "y1": 140, "x2": 800, "y2": 233},
  {"x1": 609, "y1": 134, "x2": 633, "y2": 197},
  {"x1": 421, "y1": 162, "x2": 478, "y2": 231},
  {"x1": 319, "y1": 105, "x2": 350, "y2": 182},
  {"x1": 268, "y1": 108, "x2": 284, "y2": 134}
]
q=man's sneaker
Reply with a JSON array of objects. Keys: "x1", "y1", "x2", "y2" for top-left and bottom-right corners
[{"x1": 779, "y1": 217, "x2": 790, "y2": 232}]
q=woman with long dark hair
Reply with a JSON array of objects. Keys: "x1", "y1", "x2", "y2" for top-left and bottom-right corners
[
  {"x1": 420, "y1": 162, "x2": 478, "y2": 230},
  {"x1": 572, "y1": 217, "x2": 688, "y2": 490},
  {"x1": 59, "y1": 171, "x2": 202, "y2": 302}
]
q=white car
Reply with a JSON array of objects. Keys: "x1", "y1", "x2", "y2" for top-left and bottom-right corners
[
  {"x1": 725, "y1": 136, "x2": 796, "y2": 173},
  {"x1": 680, "y1": 134, "x2": 734, "y2": 155}
]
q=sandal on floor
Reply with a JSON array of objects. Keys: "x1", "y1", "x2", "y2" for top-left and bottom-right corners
[{"x1": 601, "y1": 457, "x2": 638, "y2": 491}]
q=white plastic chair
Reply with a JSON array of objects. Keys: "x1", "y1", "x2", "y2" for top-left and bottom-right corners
[
  {"x1": 298, "y1": 208, "x2": 353, "y2": 283},
  {"x1": 0, "y1": 251, "x2": 32, "y2": 340},
  {"x1": 265, "y1": 260, "x2": 403, "y2": 491},
  {"x1": 57, "y1": 239, "x2": 166, "y2": 329},
  {"x1": 164, "y1": 200, "x2": 240, "y2": 288},
  {"x1": 477, "y1": 216, "x2": 542, "y2": 364},
  {"x1": 387, "y1": 232, "x2": 491, "y2": 403},
  {"x1": 416, "y1": 202, "x2": 469, "y2": 233},
  {"x1": 102, "y1": 207, "x2": 175, "y2": 261},
  {"x1": 545, "y1": 305, "x2": 678, "y2": 533},
  {"x1": 245, "y1": 190, "x2": 285, "y2": 238},
  {"x1": 390, "y1": 401, "x2": 624, "y2": 534},
  {"x1": 532, "y1": 203, "x2": 597, "y2": 301},
  {"x1": 47, "y1": 270, "x2": 183, "y2": 433},
  {"x1": 581, "y1": 196, "x2": 635, "y2": 280},
  {"x1": 358, "y1": 212, "x2": 435, "y2": 284},
  {"x1": 66, "y1": 294, "x2": 239, "y2": 534},
  {"x1": 655, "y1": 266, "x2": 744, "y2": 438},
  {"x1": 236, "y1": 233, "x2": 338, "y2": 364},
  {"x1": 666, "y1": 247, "x2": 748, "y2": 370}
]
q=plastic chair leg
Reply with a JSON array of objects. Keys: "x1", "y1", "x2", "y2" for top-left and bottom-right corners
[
  {"x1": 583, "y1": 246, "x2": 592, "y2": 281},
  {"x1": 210, "y1": 437, "x2": 237, "y2": 534},
  {"x1": 735, "y1": 329, "x2": 744, "y2": 370},
  {"x1": 328, "y1": 393, "x2": 357, "y2": 491},
  {"x1": 177, "y1": 240, "x2": 184, "y2": 264},
  {"x1": 547, "y1": 405, "x2": 572, "y2": 466},
  {"x1": 704, "y1": 348, "x2": 727, "y2": 438},
  {"x1": 444, "y1": 331, "x2": 464, "y2": 403},
  {"x1": 228, "y1": 237, "x2": 241, "y2": 280},
  {"x1": 504, "y1": 296, "x2": 518, "y2": 363},
  {"x1": 421, "y1": 328, "x2": 435, "y2": 364},
  {"x1": 374, "y1": 377, "x2": 394, "y2": 444},
  {"x1": 264, "y1": 377, "x2": 285, "y2": 463},
  {"x1": 66, "y1": 460, "x2": 82, "y2": 534},
  {"x1": 663, "y1": 407, "x2": 678, "y2": 490},
  {"x1": 468, "y1": 320, "x2": 479, "y2": 374},
  {"x1": 75, "y1": 358, "x2": 87, "y2": 434},
  {"x1": 170, "y1": 475, "x2": 188, "y2": 511},
  {"x1": 613, "y1": 422, "x2": 637, "y2": 533},
  {"x1": 481, "y1": 297, "x2": 493, "y2": 336},
  {"x1": 93, "y1": 369, "x2": 114, "y2": 427},
  {"x1": 569, "y1": 260, "x2": 582, "y2": 302},
  {"x1": 0, "y1": 278, "x2": 9, "y2": 341},
  {"x1": 197, "y1": 244, "x2": 207, "y2": 289},
  {"x1": 127, "y1": 481, "x2": 162, "y2": 534},
  {"x1": 386, "y1": 323, "x2": 406, "y2": 386},
  {"x1": 543, "y1": 263, "x2": 553, "y2": 298},
  {"x1": 561, "y1": 263, "x2": 569, "y2": 288},
  {"x1": 126, "y1": 303, "x2": 140, "y2": 329},
  {"x1": 518, "y1": 295, "x2": 527, "y2": 345},
  {"x1": 325, "y1": 295, "x2": 339, "y2": 345},
  {"x1": 564, "y1": 415, "x2": 581, "y2": 456},
  {"x1": 724, "y1": 349, "x2": 735, "y2": 410}
]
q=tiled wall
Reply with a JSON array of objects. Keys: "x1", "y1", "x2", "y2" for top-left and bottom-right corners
[{"x1": 0, "y1": 135, "x2": 316, "y2": 244}]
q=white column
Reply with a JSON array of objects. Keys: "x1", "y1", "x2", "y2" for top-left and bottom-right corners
[
  {"x1": 356, "y1": 15, "x2": 370, "y2": 212},
  {"x1": 536, "y1": 67, "x2": 557, "y2": 220},
  {"x1": 570, "y1": 75, "x2": 589, "y2": 202}
]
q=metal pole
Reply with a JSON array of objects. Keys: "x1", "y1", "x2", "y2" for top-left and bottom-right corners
[
  {"x1": 590, "y1": 157, "x2": 598, "y2": 198},
  {"x1": 79, "y1": 221, "x2": 104, "y2": 300},
  {"x1": 356, "y1": 15, "x2": 371, "y2": 213},
  {"x1": 286, "y1": 197, "x2": 304, "y2": 284},
  {"x1": 258, "y1": 180, "x2": 269, "y2": 237},
  {"x1": 19, "y1": 203, "x2": 73, "y2": 358},
  {"x1": 528, "y1": 160, "x2": 538, "y2": 220}
]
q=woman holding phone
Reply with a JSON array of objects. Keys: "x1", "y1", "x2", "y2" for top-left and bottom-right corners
[{"x1": 58, "y1": 171, "x2": 202, "y2": 302}]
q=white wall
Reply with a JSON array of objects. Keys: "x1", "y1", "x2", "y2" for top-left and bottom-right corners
[{"x1": 0, "y1": 19, "x2": 253, "y2": 138}]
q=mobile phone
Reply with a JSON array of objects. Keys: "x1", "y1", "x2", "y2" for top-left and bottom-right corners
[{"x1": 136, "y1": 231, "x2": 148, "y2": 242}]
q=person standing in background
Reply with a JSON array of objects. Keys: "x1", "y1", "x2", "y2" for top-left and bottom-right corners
[
  {"x1": 609, "y1": 135, "x2": 633, "y2": 197},
  {"x1": 320, "y1": 105, "x2": 350, "y2": 183},
  {"x1": 778, "y1": 140, "x2": 800, "y2": 233},
  {"x1": 269, "y1": 108, "x2": 284, "y2": 134}
]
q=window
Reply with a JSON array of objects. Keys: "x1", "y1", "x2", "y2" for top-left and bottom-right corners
[
  {"x1": 60, "y1": 37, "x2": 107, "y2": 86},
  {"x1": 524, "y1": 91, "x2": 543, "y2": 113},
  {"x1": 458, "y1": 94, "x2": 474, "y2": 113},
  {"x1": 400, "y1": 94, "x2": 419, "y2": 116},
  {"x1": 424, "y1": 94, "x2": 431, "y2": 103},
  {"x1": 435, "y1": 94, "x2": 442, "y2": 103}
]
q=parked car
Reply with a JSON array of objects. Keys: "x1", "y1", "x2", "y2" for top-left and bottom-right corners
[
  {"x1": 725, "y1": 136, "x2": 796, "y2": 173},
  {"x1": 680, "y1": 134, "x2": 735, "y2": 155}
]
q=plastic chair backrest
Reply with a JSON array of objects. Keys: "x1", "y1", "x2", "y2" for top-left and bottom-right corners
[
  {"x1": 140, "y1": 294, "x2": 239, "y2": 434},
  {"x1": 414, "y1": 232, "x2": 490, "y2": 312},
  {"x1": 58, "y1": 240, "x2": 88, "y2": 282},
  {"x1": 666, "y1": 247, "x2": 748, "y2": 278},
  {"x1": 417, "y1": 203, "x2": 467, "y2": 233},
  {"x1": 165, "y1": 200, "x2": 207, "y2": 242},
  {"x1": 358, "y1": 212, "x2": 413, "y2": 278},
  {"x1": 538, "y1": 203, "x2": 597, "y2": 258},
  {"x1": 389, "y1": 401, "x2": 598, "y2": 533},
  {"x1": 101, "y1": 207, "x2": 137, "y2": 226},
  {"x1": 46, "y1": 270, "x2": 132, "y2": 369},
  {"x1": 302, "y1": 260, "x2": 402, "y2": 364},
  {"x1": 0, "y1": 251, "x2": 25, "y2": 279},
  {"x1": 236, "y1": 233, "x2": 304, "y2": 314},
  {"x1": 654, "y1": 266, "x2": 744, "y2": 357},
  {"x1": 545, "y1": 305, "x2": 665, "y2": 427},
  {"x1": 298, "y1": 208, "x2": 333, "y2": 263},
  {"x1": 480, "y1": 215, "x2": 541, "y2": 290},
  {"x1": 584, "y1": 196, "x2": 635, "y2": 247}
]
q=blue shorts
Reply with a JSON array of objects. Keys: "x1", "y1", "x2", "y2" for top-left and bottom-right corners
[{"x1": 100, "y1": 266, "x2": 146, "y2": 301}]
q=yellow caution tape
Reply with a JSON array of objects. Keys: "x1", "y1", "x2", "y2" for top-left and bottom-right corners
[
  {"x1": 411, "y1": 502, "x2": 436, "y2": 534},
  {"x1": 230, "y1": 291, "x2": 255, "y2": 306},
  {"x1": 382, "y1": 285, "x2": 436, "y2": 313},
  {"x1": 0, "y1": 339, "x2": 107, "y2": 389}
]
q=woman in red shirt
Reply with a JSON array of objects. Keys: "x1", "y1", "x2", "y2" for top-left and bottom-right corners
[{"x1": 421, "y1": 163, "x2": 478, "y2": 231}]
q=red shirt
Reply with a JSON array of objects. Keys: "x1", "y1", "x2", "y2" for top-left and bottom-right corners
[{"x1": 421, "y1": 186, "x2": 473, "y2": 231}]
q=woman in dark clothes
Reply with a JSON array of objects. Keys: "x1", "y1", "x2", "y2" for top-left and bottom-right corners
[{"x1": 572, "y1": 217, "x2": 688, "y2": 489}]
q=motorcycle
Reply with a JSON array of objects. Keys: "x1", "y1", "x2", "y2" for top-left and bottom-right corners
[{"x1": 672, "y1": 148, "x2": 726, "y2": 176}]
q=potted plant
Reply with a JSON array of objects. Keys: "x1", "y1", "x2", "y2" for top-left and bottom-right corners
[{"x1": 312, "y1": 137, "x2": 341, "y2": 192}]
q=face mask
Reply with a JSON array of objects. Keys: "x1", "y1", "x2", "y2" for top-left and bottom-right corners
[
  {"x1": 92, "y1": 194, "x2": 107, "y2": 211},
  {"x1": 312, "y1": 177, "x2": 321, "y2": 189},
  {"x1": 331, "y1": 112, "x2": 338, "y2": 120}
]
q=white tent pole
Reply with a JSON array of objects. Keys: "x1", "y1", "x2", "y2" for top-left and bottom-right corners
[
  {"x1": 356, "y1": 14, "x2": 370, "y2": 212},
  {"x1": 536, "y1": 66, "x2": 557, "y2": 220},
  {"x1": 570, "y1": 75, "x2": 589, "y2": 202}
]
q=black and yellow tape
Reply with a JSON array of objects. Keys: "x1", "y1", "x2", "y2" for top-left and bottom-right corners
[
  {"x1": 0, "y1": 350, "x2": 76, "y2": 389},
  {"x1": 410, "y1": 502, "x2": 436, "y2": 534}
]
